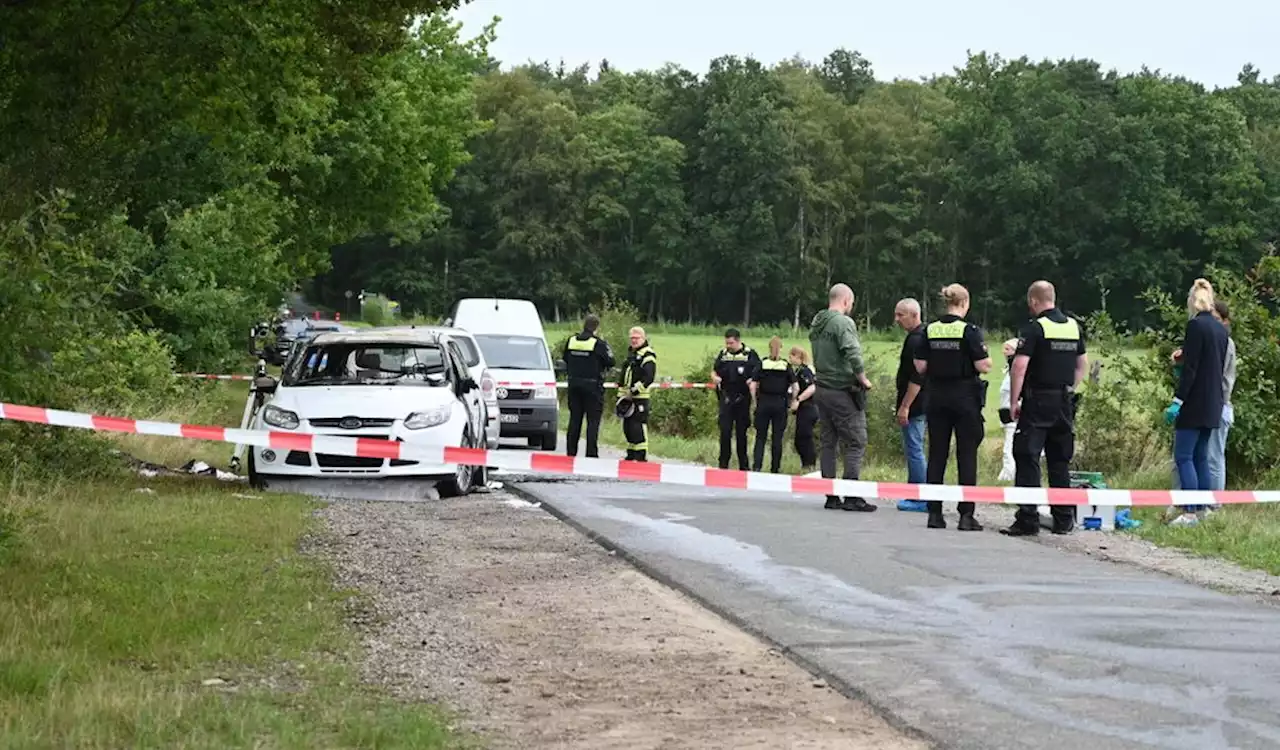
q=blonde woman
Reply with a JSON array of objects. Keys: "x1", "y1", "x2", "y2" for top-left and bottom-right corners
[
  {"x1": 750, "y1": 336, "x2": 795, "y2": 473},
  {"x1": 789, "y1": 346, "x2": 819, "y2": 471},
  {"x1": 1166, "y1": 278, "x2": 1229, "y2": 523},
  {"x1": 912, "y1": 283, "x2": 992, "y2": 531}
]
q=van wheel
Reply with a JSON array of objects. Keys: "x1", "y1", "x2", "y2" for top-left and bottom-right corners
[
  {"x1": 539, "y1": 431, "x2": 558, "y2": 451},
  {"x1": 439, "y1": 429, "x2": 475, "y2": 498}
]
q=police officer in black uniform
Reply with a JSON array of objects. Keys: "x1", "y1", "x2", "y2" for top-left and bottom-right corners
[
  {"x1": 1003, "y1": 280, "x2": 1088, "y2": 536},
  {"x1": 913, "y1": 283, "x2": 993, "y2": 531},
  {"x1": 712, "y1": 328, "x2": 761, "y2": 471},
  {"x1": 562, "y1": 314, "x2": 614, "y2": 458},
  {"x1": 620, "y1": 326, "x2": 657, "y2": 461},
  {"x1": 751, "y1": 336, "x2": 795, "y2": 473}
]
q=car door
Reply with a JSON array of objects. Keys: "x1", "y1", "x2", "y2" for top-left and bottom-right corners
[{"x1": 446, "y1": 340, "x2": 482, "y2": 440}]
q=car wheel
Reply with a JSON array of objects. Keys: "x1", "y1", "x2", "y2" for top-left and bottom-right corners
[
  {"x1": 526, "y1": 437, "x2": 540, "y2": 449},
  {"x1": 439, "y1": 428, "x2": 475, "y2": 498},
  {"x1": 540, "y1": 431, "x2": 558, "y2": 451}
]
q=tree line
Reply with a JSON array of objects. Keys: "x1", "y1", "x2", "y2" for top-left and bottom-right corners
[
  {"x1": 1, "y1": 1, "x2": 488, "y2": 397},
  {"x1": 314, "y1": 50, "x2": 1280, "y2": 332}
]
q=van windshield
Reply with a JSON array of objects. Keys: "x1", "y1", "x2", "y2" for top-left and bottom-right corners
[
  {"x1": 283, "y1": 343, "x2": 449, "y2": 387},
  {"x1": 473, "y1": 335, "x2": 550, "y2": 371}
]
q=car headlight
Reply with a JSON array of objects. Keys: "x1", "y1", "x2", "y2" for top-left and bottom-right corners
[
  {"x1": 262, "y1": 405, "x2": 299, "y2": 430},
  {"x1": 404, "y1": 405, "x2": 452, "y2": 430},
  {"x1": 534, "y1": 386, "x2": 557, "y2": 400}
]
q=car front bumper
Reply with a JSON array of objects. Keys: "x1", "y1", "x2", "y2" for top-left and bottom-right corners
[
  {"x1": 495, "y1": 399, "x2": 558, "y2": 437},
  {"x1": 250, "y1": 424, "x2": 464, "y2": 479}
]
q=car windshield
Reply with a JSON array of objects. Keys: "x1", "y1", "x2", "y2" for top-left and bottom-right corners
[
  {"x1": 282, "y1": 343, "x2": 449, "y2": 387},
  {"x1": 277, "y1": 319, "x2": 309, "y2": 337},
  {"x1": 473, "y1": 335, "x2": 550, "y2": 371}
]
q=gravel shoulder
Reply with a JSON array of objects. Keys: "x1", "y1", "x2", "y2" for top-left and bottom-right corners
[{"x1": 314, "y1": 489, "x2": 927, "y2": 750}]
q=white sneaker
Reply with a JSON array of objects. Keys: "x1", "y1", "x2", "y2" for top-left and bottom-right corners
[{"x1": 1168, "y1": 513, "x2": 1200, "y2": 527}]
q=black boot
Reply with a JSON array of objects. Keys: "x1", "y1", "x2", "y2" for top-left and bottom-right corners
[
  {"x1": 824, "y1": 495, "x2": 842, "y2": 510},
  {"x1": 926, "y1": 501, "x2": 947, "y2": 529},
  {"x1": 1000, "y1": 523, "x2": 1038, "y2": 537},
  {"x1": 635, "y1": 450, "x2": 647, "y2": 463},
  {"x1": 957, "y1": 502, "x2": 983, "y2": 531},
  {"x1": 841, "y1": 497, "x2": 877, "y2": 512},
  {"x1": 625, "y1": 450, "x2": 636, "y2": 461}
]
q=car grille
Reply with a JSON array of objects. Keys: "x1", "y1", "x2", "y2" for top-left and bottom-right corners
[
  {"x1": 316, "y1": 454, "x2": 385, "y2": 468},
  {"x1": 499, "y1": 388, "x2": 532, "y2": 400},
  {"x1": 309, "y1": 417, "x2": 396, "y2": 429},
  {"x1": 311, "y1": 434, "x2": 418, "y2": 469}
]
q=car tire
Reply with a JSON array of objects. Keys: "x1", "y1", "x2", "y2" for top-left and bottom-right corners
[
  {"x1": 439, "y1": 428, "x2": 475, "y2": 498},
  {"x1": 539, "y1": 431, "x2": 557, "y2": 451}
]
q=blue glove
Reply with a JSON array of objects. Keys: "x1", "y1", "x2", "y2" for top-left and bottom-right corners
[{"x1": 1163, "y1": 399, "x2": 1182, "y2": 425}]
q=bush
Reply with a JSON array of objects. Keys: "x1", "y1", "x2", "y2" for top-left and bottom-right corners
[
  {"x1": 1071, "y1": 324, "x2": 1169, "y2": 477},
  {"x1": 51, "y1": 330, "x2": 181, "y2": 414},
  {"x1": 361, "y1": 294, "x2": 396, "y2": 326},
  {"x1": 648, "y1": 351, "x2": 721, "y2": 439}
]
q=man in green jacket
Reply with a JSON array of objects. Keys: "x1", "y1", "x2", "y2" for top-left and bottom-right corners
[{"x1": 809, "y1": 283, "x2": 877, "y2": 512}]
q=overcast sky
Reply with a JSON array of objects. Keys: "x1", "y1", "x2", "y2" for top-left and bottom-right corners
[{"x1": 448, "y1": 0, "x2": 1280, "y2": 90}]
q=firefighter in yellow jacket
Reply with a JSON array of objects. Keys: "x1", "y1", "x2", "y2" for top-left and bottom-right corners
[{"x1": 617, "y1": 326, "x2": 657, "y2": 461}]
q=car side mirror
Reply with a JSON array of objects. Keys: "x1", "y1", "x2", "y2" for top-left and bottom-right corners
[
  {"x1": 253, "y1": 375, "x2": 278, "y2": 395},
  {"x1": 554, "y1": 359, "x2": 567, "y2": 374}
]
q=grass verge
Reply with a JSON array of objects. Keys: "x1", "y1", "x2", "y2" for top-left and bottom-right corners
[
  {"x1": 0, "y1": 477, "x2": 461, "y2": 749},
  {"x1": 1128, "y1": 505, "x2": 1280, "y2": 575}
]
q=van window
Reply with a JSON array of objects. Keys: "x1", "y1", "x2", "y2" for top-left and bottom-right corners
[{"x1": 473, "y1": 335, "x2": 550, "y2": 371}]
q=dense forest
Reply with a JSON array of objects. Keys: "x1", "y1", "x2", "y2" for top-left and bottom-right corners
[{"x1": 314, "y1": 49, "x2": 1280, "y2": 331}]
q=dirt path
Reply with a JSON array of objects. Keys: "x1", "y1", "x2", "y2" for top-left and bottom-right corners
[{"x1": 315, "y1": 490, "x2": 927, "y2": 750}]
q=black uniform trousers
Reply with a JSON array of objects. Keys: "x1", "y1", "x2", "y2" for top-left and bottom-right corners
[
  {"x1": 623, "y1": 400, "x2": 650, "y2": 461},
  {"x1": 718, "y1": 391, "x2": 751, "y2": 470},
  {"x1": 752, "y1": 394, "x2": 789, "y2": 473},
  {"x1": 925, "y1": 379, "x2": 985, "y2": 517},
  {"x1": 793, "y1": 402, "x2": 818, "y2": 468},
  {"x1": 1013, "y1": 388, "x2": 1076, "y2": 530},
  {"x1": 565, "y1": 383, "x2": 604, "y2": 458}
]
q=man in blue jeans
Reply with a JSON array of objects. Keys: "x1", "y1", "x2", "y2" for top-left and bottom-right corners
[{"x1": 893, "y1": 298, "x2": 929, "y2": 512}]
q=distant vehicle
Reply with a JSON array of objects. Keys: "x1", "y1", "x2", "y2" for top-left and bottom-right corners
[
  {"x1": 384, "y1": 324, "x2": 500, "y2": 450},
  {"x1": 445, "y1": 298, "x2": 564, "y2": 451},
  {"x1": 267, "y1": 318, "x2": 347, "y2": 366},
  {"x1": 248, "y1": 328, "x2": 487, "y2": 496}
]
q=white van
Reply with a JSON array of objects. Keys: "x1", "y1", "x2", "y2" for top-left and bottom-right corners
[{"x1": 446, "y1": 298, "x2": 563, "y2": 450}]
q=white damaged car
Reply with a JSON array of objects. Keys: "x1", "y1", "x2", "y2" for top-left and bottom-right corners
[{"x1": 247, "y1": 328, "x2": 487, "y2": 496}]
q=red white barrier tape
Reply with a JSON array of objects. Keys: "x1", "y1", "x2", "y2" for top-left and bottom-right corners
[
  {"x1": 177, "y1": 373, "x2": 256, "y2": 382},
  {"x1": 176, "y1": 374, "x2": 712, "y2": 389},
  {"x1": 495, "y1": 381, "x2": 714, "y2": 390},
  {"x1": 2, "y1": 401, "x2": 1272, "y2": 507}
]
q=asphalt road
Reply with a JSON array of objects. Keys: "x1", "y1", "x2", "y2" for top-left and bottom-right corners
[{"x1": 511, "y1": 478, "x2": 1280, "y2": 750}]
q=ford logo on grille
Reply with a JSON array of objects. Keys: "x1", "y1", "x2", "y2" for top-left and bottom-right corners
[
  {"x1": 338, "y1": 417, "x2": 363, "y2": 430},
  {"x1": 496, "y1": 387, "x2": 509, "y2": 400}
]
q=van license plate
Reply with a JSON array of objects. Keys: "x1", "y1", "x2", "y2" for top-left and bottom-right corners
[{"x1": 500, "y1": 414, "x2": 519, "y2": 423}]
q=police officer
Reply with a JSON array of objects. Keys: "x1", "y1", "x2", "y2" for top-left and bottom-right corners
[
  {"x1": 1002, "y1": 280, "x2": 1087, "y2": 536},
  {"x1": 562, "y1": 314, "x2": 614, "y2": 458},
  {"x1": 712, "y1": 328, "x2": 761, "y2": 471},
  {"x1": 912, "y1": 283, "x2": 993, "y2": 531},
  {"x1": 751, "y1": 336, "x2": 795, "y2": 473},
  {"x1": 619, "y1": 326, "x2": 657, "y2": 461}
]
